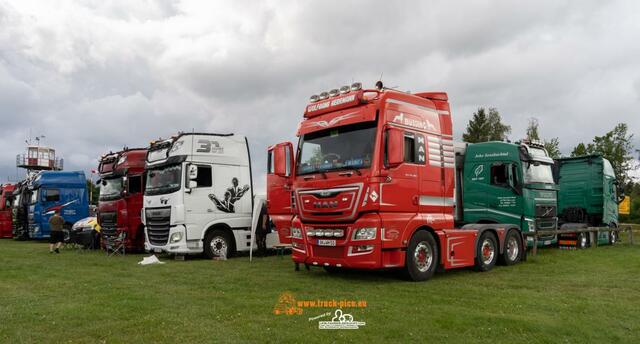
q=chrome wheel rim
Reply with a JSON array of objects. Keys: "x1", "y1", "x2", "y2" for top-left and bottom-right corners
[
  {"x1": 210, "y1": 237, "x2": 228, "y2": 256},
  {"x1": 414, "y1": 241, "x2": 433, "y2": 272},
  {"x1": 481, "y1": 239, "x2": 495, "y2": 265},
  {"x1": 611, "y1": 232, "x2": 616, "y2": 244},
  {"x1": 507, "y1": 236, "x2": 519, "y2": 261},
  {"x1": 579, "y1": 234, "x2": 587, "y2": 248}
]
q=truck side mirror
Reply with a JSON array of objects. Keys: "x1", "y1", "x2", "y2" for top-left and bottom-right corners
[
  {"x1": 188, "y1": 165, "x2": 198, "y2": 180},
  {"x1": 122, "y1": 176, "x2": 129, "y2": 196},
  {"x1": 188, "y1": 180, "x2": 197, "y2": 189},
  {"x1": 273, "y1": 145, "x2": 289, "y2": 177},
  {"x1": 386, "y1": 127, "x2": 404, "y2": 168},
  {"x1": 507, "y1": 164, "x2": 522, "y2": 195}
]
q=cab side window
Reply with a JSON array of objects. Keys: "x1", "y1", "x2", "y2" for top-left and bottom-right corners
[
  {"x1": 195, "y1": 165, "x2": 213, "y2": 187},
  {"x1": 490, "y1": 164, "x2": 509, "y2": 187},
  {"x1": 404, "y1": 134, "x2": 416, "y2": 163},
  {"x1": 267, "y1": 151, "x2": 274, "y2": 174},
  {"x1": 43, "y1": 189, "x2": 60, "y2": 202},
  {"x1": 128, "y1": 176, "x2": 142, "y2": 194}
]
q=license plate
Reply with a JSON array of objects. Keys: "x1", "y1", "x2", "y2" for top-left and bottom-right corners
[
  {"x1": 318, "y1": 239, "x2": 336, "y2": 246},
  {"x1": 544, "y1": 240, "x2": 551, "y2": 245},
  {"x1": 153, "y1": 248, "x2": 163, "y2": 253}
]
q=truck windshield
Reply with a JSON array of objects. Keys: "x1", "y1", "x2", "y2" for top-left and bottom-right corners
[
  {"x1": 99, "y1": 178, "x2": 123, "y2": 201},
  {"x1": 145, "y1": 164, "x2": 182, "y2": 195},
  {"x1": 297, "y1": 121, "x2": 376, "y2": 176},
  {"x1": 522, "y1": 163, "x2": 554, "y2": 184}
]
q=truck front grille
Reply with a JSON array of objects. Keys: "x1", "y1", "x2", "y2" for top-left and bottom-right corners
[
  {"x1": 145, "y1": 207, "x2": 171, "y2": 246},
  {"x1": 535, "y1": 205, "x2": 557, "y2": 218},
  {"x1": 99, "y1": 211, "x2": 117, "y2": 236}
]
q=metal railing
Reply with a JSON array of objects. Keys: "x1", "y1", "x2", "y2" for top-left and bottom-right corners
[{"x1": 525, "y1": 224, "x2": 636, "y2": 256}]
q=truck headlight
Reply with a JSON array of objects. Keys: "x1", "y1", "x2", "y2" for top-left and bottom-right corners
[
  {"x1": 352, "y1": 227, "x2": 376, "y2": 240},
  {"x1": 526, "y1": 219, "x2": 536, "y2": 232},
  {"x1": 170, "y1": 232, "x2": 183, "y2": 243},
  {"x1": 290, "y1": 227, "x2": 302, "y2": 239}
]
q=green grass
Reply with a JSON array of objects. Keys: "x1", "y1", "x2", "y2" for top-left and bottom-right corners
[{"x1": 1, "y1": 240, "x2": 639, "y2": 343}]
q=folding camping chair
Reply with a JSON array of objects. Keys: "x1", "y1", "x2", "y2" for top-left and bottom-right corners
[
  {"x1": 74, "y1": 231, "x2": 94, "y2": 253},
  {"x1": 63, "y1": 229, "x2": 78, "y2": 250},
  {"x1": 104, "y1": 231, "x2": 126, "y2": 256}
]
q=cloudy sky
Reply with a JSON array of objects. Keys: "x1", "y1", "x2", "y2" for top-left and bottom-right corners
[{"x1": 1, "y1": 0, "x2": 639, "y2": 189}]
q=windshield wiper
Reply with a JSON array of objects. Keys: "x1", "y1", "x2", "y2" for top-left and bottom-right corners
[{"x1": 337, "y1": 165, "x2": 362, "y2": 176}]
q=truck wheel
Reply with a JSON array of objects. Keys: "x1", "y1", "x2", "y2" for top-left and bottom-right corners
[
  {"x1": 499, "y1": 230, "x2": 523, "y2": 266},
  {"x1": 474, "y1": 231, "x2": 498, "y2": 272},
  {"x1": 403, "y1": 231, "x2": 439, "y2": 282},
  {"x1": 203, "y1": 229, "x2": 234, "y2": 259},
  {"x1": 576, "y1": 232, "x2": 588, "y2": 249}
]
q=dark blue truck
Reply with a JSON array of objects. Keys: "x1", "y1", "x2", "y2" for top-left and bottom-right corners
[{"x1": 28, "y1": 171, "x2": 89, "y2": 239}]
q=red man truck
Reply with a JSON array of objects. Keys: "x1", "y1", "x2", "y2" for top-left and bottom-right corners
[
  {"x1": 268, "y1": 82, "x2": 525, "y2": 281},
  {"x1": 0, "y1": 184, "x2": 16, "y2": 238},
  {"x1": 97, "y1": 148, "x2": 147, "y2": 251}
]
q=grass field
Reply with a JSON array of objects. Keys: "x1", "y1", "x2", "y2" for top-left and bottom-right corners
[{"x1": 1, "y1": 239, "x2": 639, "y2": 343}]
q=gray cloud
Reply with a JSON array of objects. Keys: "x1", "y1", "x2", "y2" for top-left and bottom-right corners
[{"x1": 0, "y1": 0, "x2": 639, "y2": 188}]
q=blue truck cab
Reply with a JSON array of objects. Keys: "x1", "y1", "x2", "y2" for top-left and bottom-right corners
[{"x1": 28, "y1": 171, "x2": 89, "y2": 239}]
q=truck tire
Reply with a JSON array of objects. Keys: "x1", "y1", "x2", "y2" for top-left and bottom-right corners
[
  {"x1": 498, "y1": 230, "x2": 523, "y2": 266},
  {"x1": 203, "y1": 229, "x2": 235, "y2": 259},
  {"x1": 474, "y1": 231, "x2": 498, "y2": 272},
  {"x1": 576, "y1": 232, "x2": 588, "y2": 249},
  {"x1": 403, "y1": 231, "x2": 438, "y2": 282}
]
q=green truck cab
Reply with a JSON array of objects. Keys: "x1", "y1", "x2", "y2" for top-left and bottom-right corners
[
  {"x1": 554, "y1": 155, "x2": 620, "y2": 246},
  {"x1": 455, "y1": 141, "x2": 557, "y2": 247}
]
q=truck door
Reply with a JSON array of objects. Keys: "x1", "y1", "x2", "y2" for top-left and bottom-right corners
[
  {"x1": 267, "y1": 142, "x2": 294, "y2": 244},
  {"x1": 487, "y1": 162, "x2": 522, "y2": 225},
  {"x1": 126, "y1": 174, "x2": 144, "y2": 242},
  {"x1": 380, "y1": 127, "x2": 420, "y2": 219},
  {"x1": 183, "y1": 164, "x2": 216, "y2": 241}
]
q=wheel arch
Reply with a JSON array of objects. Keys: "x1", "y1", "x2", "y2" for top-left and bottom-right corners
[
  {"x1": 408, "y1": 225, "x2": 442, "y2": 267},
  {"x1": 204, "y1": 222, "x2": 237, "y2": 252}
]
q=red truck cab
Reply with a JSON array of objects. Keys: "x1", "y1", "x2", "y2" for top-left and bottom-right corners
[
  {"x1": 0, "y1": 184, "x2": 16, "y2": 238},
  {"x1": 97, "y1": 148, "x2": 147, "y2": 251},
  {"x1": 268, "y1": 83, "x2": 524, "y2": 281}
]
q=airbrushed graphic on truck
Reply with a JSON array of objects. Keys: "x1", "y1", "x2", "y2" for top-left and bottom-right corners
[{"x1": 208, "y1": 178, "x2": 250, "y2": 213}]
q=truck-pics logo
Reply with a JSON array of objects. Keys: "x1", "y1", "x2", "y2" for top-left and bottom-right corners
[
  {"x1": 208, "y1": 177, "x2": 250, "y2": 213},
  {"x1": 196, "y1": 140, "x2": 224, "y2": 154},
  {"x1": 318, "y1": 309, "x2": 366, "y2": 330}
]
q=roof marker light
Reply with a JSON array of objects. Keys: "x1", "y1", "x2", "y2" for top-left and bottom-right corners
[
  {"x1": 339, "y1": 85, "x2": 350, "y2": 94},
  {"x1": 310, "y1": 94, "x2": 320, "y2": 103},
  {"x1": 319, "y1": 91, "x2": 329, "y2": 100},
  {"x1": 329, "y1": 89, "x2": 339, "y2": 97},
  {"x1": 351, "y1": 82, "x2": 362, "y2": 91}
]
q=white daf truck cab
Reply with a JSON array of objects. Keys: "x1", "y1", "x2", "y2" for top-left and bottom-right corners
[{"x1": 142, "y1": 132, "x2": 278, "y2": 258}]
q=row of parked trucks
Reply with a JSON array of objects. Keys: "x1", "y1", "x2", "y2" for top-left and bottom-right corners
[
  {"x1": 2, "y1": 171, "x2": 90, "y2": 240},
  {"x1": 0, "y1": 82, "x2": 622, "y2": 282}
]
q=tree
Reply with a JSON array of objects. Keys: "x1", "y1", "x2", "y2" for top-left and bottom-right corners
[
  {"x1": 86, "y1": 180, "x2": 100, "y2": 205},
  {"x1": 525, "y1": 118, "x2": 540, "y2": 141},
  {"x1": 544, "y1": 138, "x2": 561, "y2": 159},
  {"x1": 570, "y1": 123, "x2": 636, "y2": 185},
  {"x1": 526, "y1": 117, "x2": 561, "y2": 158},
  {"x1": 570, "y1": 143, "x2": 590, "y2": 157},
  {"x1": 462, "y1": 107, "x2": 511, "y2": 143}
]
